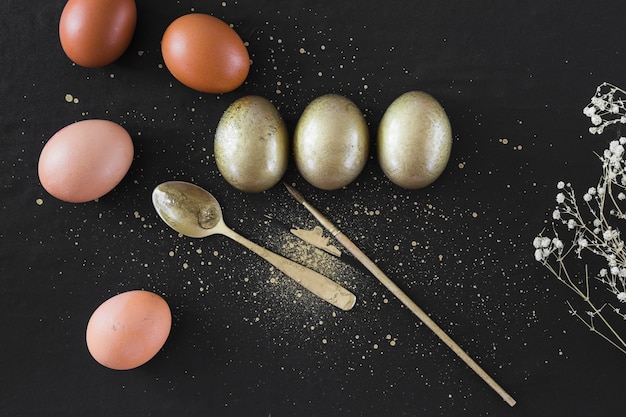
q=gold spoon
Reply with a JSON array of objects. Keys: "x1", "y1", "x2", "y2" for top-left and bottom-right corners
[{"x1": 151, "y1": 181, "x2": 356, "y2": 311}]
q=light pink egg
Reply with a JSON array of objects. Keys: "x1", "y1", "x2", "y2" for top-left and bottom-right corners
[
  {"x1": 38, "y1": 119, "x2": 134, "y2": 203},
  {"x1": 86, "y1": 290, "x2": 172, "y2": 370}
]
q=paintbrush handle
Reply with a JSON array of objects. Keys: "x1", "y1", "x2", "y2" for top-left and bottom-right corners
[{"x1": 299, "y1": 199, "x2": 516, "y2": 407}]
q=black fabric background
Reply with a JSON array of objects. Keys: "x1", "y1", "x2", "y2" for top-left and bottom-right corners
[{"x1": 2, "y1": 1, "x2": 625, "y2": 416}]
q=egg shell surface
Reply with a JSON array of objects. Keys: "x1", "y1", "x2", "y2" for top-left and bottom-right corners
[
  {"x1": 214, "y1": 96, "x2": 289, "y2": 192},
  {"x1": 161, "y1": 13, "x2": 250, "y2": 93},
  {"x1": 377, "y1": 91, "x2": 452, "y2": 189},
  {"x1": 86, "y1": 290, "x2": 172, "y2": 370},
  {"x1": 293, "y1": 94, "x2": 369, "y2": 190},
  {"x1": 59, "y1": 0, "x2": 137, "y2": 68},
  {"x1": 38, "y1": 119, "x2": 134, "y2": 203}
]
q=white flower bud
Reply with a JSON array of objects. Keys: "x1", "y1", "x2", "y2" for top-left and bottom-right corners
[{"x1": 534, "y1": 249, "x2": 544, "y2": 262}]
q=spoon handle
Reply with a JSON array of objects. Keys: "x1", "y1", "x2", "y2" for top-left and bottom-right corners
[{"x1": 222, "y1": 227, "x2": 357, "y2": 311}]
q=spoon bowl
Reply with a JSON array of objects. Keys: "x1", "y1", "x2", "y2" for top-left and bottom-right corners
[
  {"x1": 152, "y1": 181, "x2": 356, "y2": 311},
  {"x1": 152, "y1": 181, "x2": 223, "y2": 238}
]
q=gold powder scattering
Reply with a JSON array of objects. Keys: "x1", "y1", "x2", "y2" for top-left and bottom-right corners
[
  {"x1": 411, "y1": 241, "x2": 417, "y2": 247},
  {"x1": 35, "y1": 198, "x2": 43, "y2": 206},
  {"x1": 500, "y1": 138, "x2": 509, "y2": 145},
  {"x1": 438, "y1": 254, "x2": 444, "y2": 261},
  {"x1": 213, "y1": 251, "x2": 219, "y2": 256},
  {"x1": 299, "y1": 47, "x2": 306, "y2": 54},
  {"x1": 182, "y1": 262, "x2": 189, "y2": 269},
  {"x1": 322, "y1": 338, "x2": 328, "y2": 344},
  {"x1": 373, "y1": 343, "x2": 379, "y2": 349},
  {"x1": 472, "y1": 211, "x2": 478, "y2": 218},
  {"x1": 458, "y1": 162, "x2": 465, "y2": 169},
  {"x1": 390, "y1": 340, "x2": 396, "y2": 347},
  {"x1": 393, "y1": 245, "x2": 399, "y2": 251},
  {"x1": 64, "y1": 94, "x2": 73, "y2": 103},
  {"x1": 196, "y1": 248, "x2": 202, "y2": 254},
  {"x1": 168, "y1": 251, "x2": 175, "y2": 257}
]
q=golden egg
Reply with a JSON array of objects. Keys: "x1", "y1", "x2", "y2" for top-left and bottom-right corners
[
  {"x1": 293, "y1": 94, "x2": 369, "y2": 190},
  {"x1": 214, "y1": 96, "x2": 289, "y2": 192},
  {"x1": 377, "y1": 91, "x2": 452, "y2": 189}
]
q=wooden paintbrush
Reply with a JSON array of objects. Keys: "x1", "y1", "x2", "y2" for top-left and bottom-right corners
[{"x1": 283, "y1": 182, "x2": 516, "y2": 407}]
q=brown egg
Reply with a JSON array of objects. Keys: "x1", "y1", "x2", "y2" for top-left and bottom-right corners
[
  {"x1": 86, "y1": 290, "x2": 172, "y2": 370},
  {"x1": 59, "y1": 0, "x2": 137, "y2": 68},
  {"x1": 38, "y1": 119, "x2": 134, "y2": 203},
  {"x1": 161, "y1": 13, "x2": 250, "y2": 94},
  {"x1": 377, "y1": 91, "x2": 452, "y2": 189}
]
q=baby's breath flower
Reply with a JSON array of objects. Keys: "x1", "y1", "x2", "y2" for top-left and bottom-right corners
[
  {"x1": 534, "y1": 248, "x2": 544, "y2": 262},
  {"x1": 536, "y1": 82, "x2": 626, "y2": 354},
  {"x1": 591, "y1": 114, "x2": 602, "y2": 125}
]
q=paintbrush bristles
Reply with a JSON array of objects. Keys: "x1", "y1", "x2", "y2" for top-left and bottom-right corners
[{"x1": 283, "y1": 182, "x2": 306, "y2": 203}]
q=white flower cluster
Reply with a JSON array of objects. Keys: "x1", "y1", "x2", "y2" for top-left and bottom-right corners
[
  {"x1": 535, "y1": 83, "x2": 626, "y2": 353},
  {"x1": 584, "y1": 82, "x2": 626, "y2": 135}
]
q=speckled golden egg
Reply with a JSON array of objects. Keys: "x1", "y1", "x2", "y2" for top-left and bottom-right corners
[
  {"x1": 293, "y1": 94, "x2": 369, "y2": 190},
  {"x1": 377, "y1": 91, "x2": 452, "y2": 189},
  {"x1": 214, "y1": 96, "x2": 289, "y2": 192}
]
